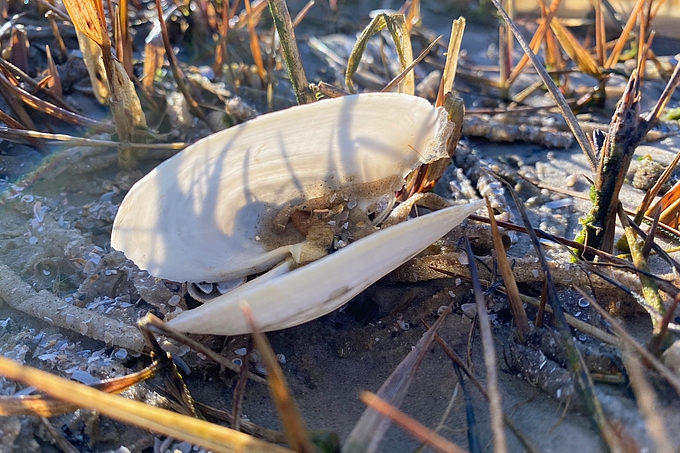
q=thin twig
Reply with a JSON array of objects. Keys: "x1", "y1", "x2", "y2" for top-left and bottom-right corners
[
  {"x1": 242, "y1": 303, "x2": 317, "y2": 453},
  {"x1": 360, "y1": 392, "x2": 469, "y2": 453},
  {"x1": 382, "y1": 35, "x2": 441, "y2": 93},
  {"x1": 0, "y1": 127, "x2": 186, "y2": 149},
  {"x1": 155, "y1": 0, "x2": 208, "y2": 125},
  {"x1": 144, "y1": 315, "x2": 267, "y2": 384},
  {"x1": 465, "y1": 237, "x2": 508, "y2": 453}
]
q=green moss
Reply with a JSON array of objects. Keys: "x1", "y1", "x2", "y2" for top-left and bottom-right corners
[
  {"x1": 573, "y1": 185, "x2": 597, "y2": 259},
  {"x1": 664, "y1": 106, "x2": 680, "y2": 121}
]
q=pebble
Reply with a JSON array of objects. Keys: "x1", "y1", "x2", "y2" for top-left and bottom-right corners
[
  {"x1": 167, "y1": 295, "x2": 181, "y2": 306},
  {"x1": 70, "y1": 370, "x2": 101, "y2": 385},
  {"x1": 544, "y1": 198, "x2": 573, "y2": 210},
  {"x1": 461, "y1": 303, "x2": 477, "y2": 318},
  {"x1": 457, "y1": 252, "x2": 469, "y2": 265},
  {"x1": 565, "y1": 174, "x2": 578, "y2": 187}
]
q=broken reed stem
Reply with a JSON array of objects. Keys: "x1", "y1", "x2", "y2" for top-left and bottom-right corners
[
  {"x1": 39, "y1": 417, "x2": 78, "y2": 453},
  {"x1": 232, "y1": 341, "x2": 251, "y2": 432},
  {"x1": 498, "y1": 0, "x2": 512, "y2": 90},
  {"x1": 488, "y1": 0, "x2": 597, "y2": 172},
  {"x1": 438, "y1": 17, "x2": 465, "y2": 99},
  {"x1": 644, "y1": 59, "x2": 680, "y2": 125},
  {"x1": 605, "y1": 0, "x2": 646, "y2": 68},
  {"x1": 485, "y1": 197, "x2": 530, "y2": 342},
  {"x1": 382, "y1": 35, "x2": 441, "y2": 93},
  {"x1": 641, "y1": 206, "x2": 661, "y2": 258},
  {"x1": 244, "y1": 0, "x2": 267, "y2": 86},
  {"x1": 45, "y1": 11, "x2": 68, "y2": 61},
  {"x1": 0, "y1": 127, "x2": 185, "y2": 149},
  {"x1": 0, "y1": 56, "x2": 66, "y2": 109},
  {"x1": 465, "y1": 237, "x2": 508, "y2": 453},
  {"x1": 595, "y1": 0, "x2": 605, "y2": 66},
  {"x1": 535, "y1": 280, "x2": 548, "y2": 327},
  {"x1": 639, "y1": 139, "x2": 680, "y2": 217},
  {"x1": 155, "y1": 0, "x2": 208, "y2": 125},
  {"x1": 519, "y1": 292, "x2": 618, "y2": 345},
  {"x1": 268, "y1": 0, "x2": 315, "y2": 105},
  {"x1": 194, "y1": 401, "x2": 287, "y2": 443},
  {"x1": 291, "y1": 0, "x2": 315, "y2": 28}
]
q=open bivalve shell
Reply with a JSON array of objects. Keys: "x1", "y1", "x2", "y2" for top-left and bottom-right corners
[
  {"x1": 166, "y1": 200, "x2": 483, "y2": 335},
  {"x1": 111, "y1": 92, "x2": 481, "y2": 334}
]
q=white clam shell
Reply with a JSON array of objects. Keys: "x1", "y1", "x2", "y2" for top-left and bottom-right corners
[
  {"x1": 111, "y1": 92, "x2": 478, "y2": 335},
  {"x1": 112, "y1": 93, "x2": 453, "y2": 283},
  {"x1": 167, "y1": 200, "x2": 483, "y2": 335}
]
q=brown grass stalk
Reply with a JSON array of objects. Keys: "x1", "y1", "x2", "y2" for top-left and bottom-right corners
[
  {"x1": 360, "y1": 392, "x2": 469, "y2": 453},
  {"x1": 422, "y1": 318, "x2": 541, "y2": 453},
  {"x1": 485, "y1": 197, "x2": 530, "y2": 341},
  {"x1": 244, "y1": 0, "x2": 267, "y2": 86},
  {"x1": 241, "y1": 302, "x2": 317, "y2": 453}
]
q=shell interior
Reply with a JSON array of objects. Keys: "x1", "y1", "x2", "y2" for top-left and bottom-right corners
[{"x1": 111, "y1": 93, "x2": 452, "y2": 283}]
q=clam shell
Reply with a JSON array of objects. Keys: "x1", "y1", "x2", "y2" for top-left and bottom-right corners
[
  {"x1": 167, "y1": 200, "x2": 483, "y2": 335},
  {"x1": 112, "y1": 93, "x2": 452, "y2": 283}
]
